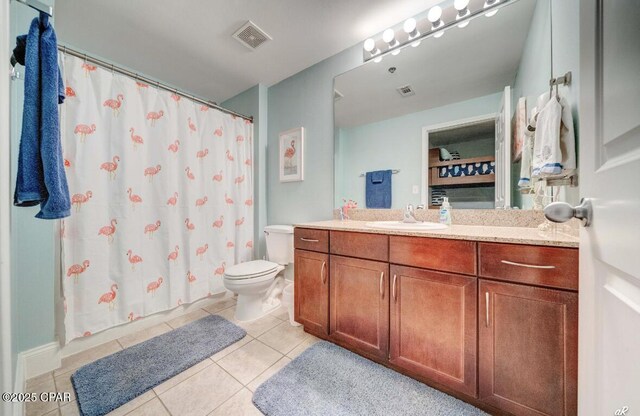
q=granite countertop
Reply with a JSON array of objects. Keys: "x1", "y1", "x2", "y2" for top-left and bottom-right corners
[{"x1": 294, "y1": 220, "x2": 579, "y2": 248}]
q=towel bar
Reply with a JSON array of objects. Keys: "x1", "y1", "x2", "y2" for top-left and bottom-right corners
[{"x1": 359, "y1": 169, "x2": 400, "y2": 177}]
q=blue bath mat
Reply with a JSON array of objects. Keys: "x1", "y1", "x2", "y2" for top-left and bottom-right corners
[
  {"x1": 72, "y1": 314, "x2": 246, "y2": 416},
  {"x1": 253, "y1": 341, "x2": 488, "y2": 416}
]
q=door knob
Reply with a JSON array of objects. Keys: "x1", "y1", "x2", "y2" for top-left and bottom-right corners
[{"x1": 544, "y1": 198, "x2": 593, "y2": 227}]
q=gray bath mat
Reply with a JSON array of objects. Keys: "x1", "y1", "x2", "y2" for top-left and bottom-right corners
[
  {"x1": 71, "y1": 314, "x2": 246, "y2": 416},
  {"x1": 253, "y1": 341, "x2": 488, "y2": 416}
]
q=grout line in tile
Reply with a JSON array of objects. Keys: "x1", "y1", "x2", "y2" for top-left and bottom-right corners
[
  {"x1": 155, "y1": 358, "x2": 223, "y2": 400},
  {"x1": 156, "y1": 395, "x2": 173, "y2": 416},
  {"x1": 120, "y1": 390, "x2": 157, "y2": 416},
  {"x1": 51, "y1": 375, "x2": 64, "y2": 415},
  {"x1": 251, "y1": 336, "x2": 287, "y2": 357},
  {"x1": 215, "y1": 357, "x2": 248, "y2": 387},
  {"x1": 242, "y1": 356, "x2": 284, "y2": 389},
  {"x1": 204, "y1": 386, "x2": 247, "y2": 416}
]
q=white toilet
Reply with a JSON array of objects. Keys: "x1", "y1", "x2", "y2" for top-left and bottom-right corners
[{"x1": 223, "y1": 225, "x2": 294, "y2": 322}]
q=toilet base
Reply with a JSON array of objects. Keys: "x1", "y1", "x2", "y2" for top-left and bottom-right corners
[{"x1": 235, "y1": 295, "x2": 281, "y2": 322}]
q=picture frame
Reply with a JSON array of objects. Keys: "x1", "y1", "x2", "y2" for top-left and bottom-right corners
[{"x1": 279, "y1": 127, "x2": 304, "y2": 182}]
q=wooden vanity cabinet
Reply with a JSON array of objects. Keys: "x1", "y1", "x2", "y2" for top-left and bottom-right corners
[
  {"x1": 294, "y1": 249, "x2": 329, "y2": 337},
  {"x1": 330, "y1": 255, "x2": 389, "y2": 359},
  {"x1": 478, "y1": 280, "x2": 578, "y2": 416},
  {"x1": 294, "y1": 227, "x2": 579, "y2": 416},
  {"x1": 390, "y1": 265, "x2": 478, "y2": 397}
]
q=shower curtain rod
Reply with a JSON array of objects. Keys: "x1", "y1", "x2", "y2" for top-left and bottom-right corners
[{"x1": 58, "y1": 45, "x2": 253, "y2": 122}]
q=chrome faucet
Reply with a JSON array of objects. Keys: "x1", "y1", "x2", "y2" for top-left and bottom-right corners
[{"x1": 403, "y1": 204, "x2": 419, "y2": 223}]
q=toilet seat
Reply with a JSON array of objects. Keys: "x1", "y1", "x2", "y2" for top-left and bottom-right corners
[{"x1": 224, "y1": 260, "x2": 280, "y2": 281}]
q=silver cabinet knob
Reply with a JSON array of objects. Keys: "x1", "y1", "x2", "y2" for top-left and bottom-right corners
[{"x1": 544, "y1": 198, "x2": 593, "y2": 227}]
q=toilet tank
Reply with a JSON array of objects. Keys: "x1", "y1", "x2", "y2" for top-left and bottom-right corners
[{"x1": 264, "y1": 225, "x2": 294, "y2": 264}]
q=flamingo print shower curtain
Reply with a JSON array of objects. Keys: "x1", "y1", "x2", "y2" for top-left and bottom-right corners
[{"x1": 60, "y1": 54, "x2": 253, "y2": 342}]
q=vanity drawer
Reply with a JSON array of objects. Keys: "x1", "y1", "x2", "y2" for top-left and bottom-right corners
[
  {"x1": 294, "y1": 228, "x2": 329, "y2": 253},
  {"x1": 389, "y1": 236, "x2": 477, "y2": 275},
  {"x1": 330, "y1": 231, "x2": 388, "y2": 262},
  {"x1": 479, "y1": 243, "x2": 578, "y2": 291}
]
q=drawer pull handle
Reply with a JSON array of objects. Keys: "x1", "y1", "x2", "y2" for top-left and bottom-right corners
[
  {"x1": 392, "y1": 274, "x2": 398, "y2": 302},
  {"x1": 300, "y1": 237, "x2": 320, "y2": 243},
  {"x1": 321, "y1": 261, "x2": 326, "y2": 284},
  {"x1": 485, "y1": 291, "x2": 490, "y2": 327},
  {"x1": 379, "y1": 272, "x2": 384, "y2": 298},
  {"x1": 501, "y1": 260, "x2": 556, "y2": 269}
]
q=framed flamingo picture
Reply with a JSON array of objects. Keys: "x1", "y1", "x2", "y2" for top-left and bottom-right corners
[{"x1": 279, "y1": 127, "x2": 304, "y2": 182}]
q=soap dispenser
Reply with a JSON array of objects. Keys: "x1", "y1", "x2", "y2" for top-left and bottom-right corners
[{"x1": 439, "y1": 197, "x2": 452, "y2": 225}]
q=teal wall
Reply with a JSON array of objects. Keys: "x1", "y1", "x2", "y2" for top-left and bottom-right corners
[
  {"x1": 336, "y1": 92, "x2": 502, "y2": 209},
  {"x1": 266, "y1": 45, "x2": 362, "y2": 225},
  {"x1": 10, "y1": 0, "x2": 57, "y2": 371},
  {"x1": 511, "y1": 0, "x2": 550, "y2": 208},
  {"x1": 549, "y1": 0, "x2": 580, "y2": 206},
  {"x1": 222, "y1": 84, "x2": 268, "y2": 258},
  {"x1": 511, "y1": 0, "x2": 580, "y2": 208}
]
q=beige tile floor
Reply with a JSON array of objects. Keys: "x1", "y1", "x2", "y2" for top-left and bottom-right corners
[{"x1": 25, "y1": 296, "x2": 320, "y2": 416}]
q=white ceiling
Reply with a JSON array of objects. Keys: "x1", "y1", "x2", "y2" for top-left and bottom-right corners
[
  {"x1": 55, "y1": 0, "x2": 444, "y2": 103},
  {"x1": 335, "y1": 0, "x2": 538, "y2": 128}
]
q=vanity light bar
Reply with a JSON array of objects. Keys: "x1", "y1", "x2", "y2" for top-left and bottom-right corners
[{"x1": 362, "y1": 0, "x2": 515, "y2": 63}]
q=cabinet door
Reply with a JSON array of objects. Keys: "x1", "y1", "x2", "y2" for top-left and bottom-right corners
[
  {"x1": 389, "y1": 265, "x2": 477, "y2": 397},
  {"x1": 294, "y1": 249, "x2": 329, "y2": 336},
  {"x1": 330, "y1": 255, "x2": 389, "y2": 359},
  {"x1": 479, "y1": 280, "x2": 578, "y2": 416}
]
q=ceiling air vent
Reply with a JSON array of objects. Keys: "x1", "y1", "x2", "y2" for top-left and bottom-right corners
[
  {"x1": 396, "y1": 85, "x2": 415, "y2": 97},
  {"x1": 334, "y1": 89, "x2": 344, "y2": 101},
  {"x1": 233, "y1": 21, "x2": 272, "y2": 50}
]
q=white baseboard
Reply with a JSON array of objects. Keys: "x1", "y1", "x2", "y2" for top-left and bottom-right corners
[
  {"x1": 60, "y1": 291, "x2": 233, "y2": 358},
  {"x1": 21, "y1": 342, "x2": 61, "y2": 380},
  {"x1": 16, "y1": 290, "x2": 233, "y2": 392},
  {"x1": 13, "y1": 353, "x2": 24, "y2": 416}
]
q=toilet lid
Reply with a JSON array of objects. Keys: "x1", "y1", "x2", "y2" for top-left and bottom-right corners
[{"x1": 224, "y1": 260, "x2": 280, "y2": 280}]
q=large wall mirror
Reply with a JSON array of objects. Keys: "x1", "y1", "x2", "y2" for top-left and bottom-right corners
[{"x1": 334, "y1": 0, "x2": 579, "y2": 210}]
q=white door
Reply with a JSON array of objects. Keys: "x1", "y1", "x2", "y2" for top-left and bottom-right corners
[
  {"x1": 495, "y1": 85, "x2": 511, "y2": 208},
  {"x1": 578, "y1": 1, "x2": 640, "y2": 415}
]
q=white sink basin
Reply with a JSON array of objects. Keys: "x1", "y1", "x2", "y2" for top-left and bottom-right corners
[{"x1": 365, "y1": 221, "x2": 448, "y2": 231}]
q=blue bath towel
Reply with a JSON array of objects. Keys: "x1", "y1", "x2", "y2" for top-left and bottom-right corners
[
  {"x1": 365, "y1": 170, "x2": 392, "y2": 208},
  {"x1": 13, "y1": 13, "x2": 70, "y2": 219}
]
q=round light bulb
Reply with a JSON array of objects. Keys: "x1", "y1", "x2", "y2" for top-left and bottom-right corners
[
  {"x1": 484, "y1": 0, "x2": 500, "y2": 16},
  {"x1": 382, "y1": 28, "x2": 395, "y2": 44},
  {"x1": 411, "y1": 40, "x2": 422, "y2": 48},
  {"x1": 427, "y1": 6, "x2": 442, "y2": 23},
  {"x1": 458, "y1": 20, "x2": 470, "y2": 28},
  {"x1": 391, "y1": 49, "x2": 401, "y2": 56},
  {"x1": 454, "y1": 0, "x2": 470, "y2": 11},
  {"x1": 403, "y1": 18, "x2": 417, "y2": 34},
  {"x1": 373, "y1": 56, "x2": 383, "y2": 63},
  {"x1": 364, "y1": 38, "x2": 376, "y2": 52}
]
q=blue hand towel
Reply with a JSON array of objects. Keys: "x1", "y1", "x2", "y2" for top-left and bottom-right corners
[
  {"x1": 13, "y1": 13, "x2": 70, "y2": 219},
  {"x1": 365, "y1": 170, "x2": 392, "y2": 209},
  {"x1": 370, "y1": 170, "x2": 384, "y2": 184}
]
